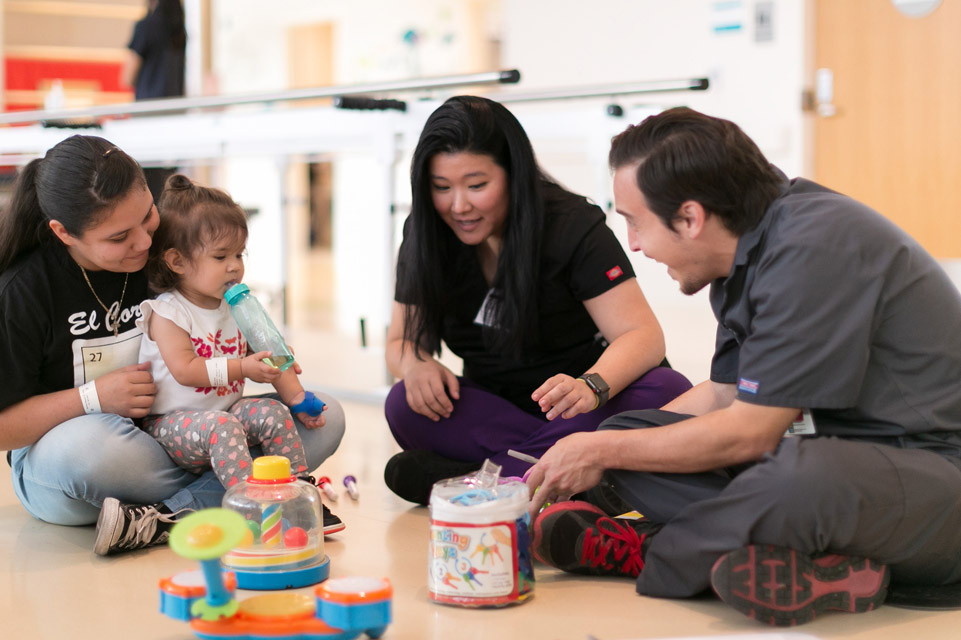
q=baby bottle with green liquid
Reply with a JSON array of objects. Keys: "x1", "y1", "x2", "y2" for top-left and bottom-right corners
[{"x1": 224, "y1": 283, "x2": 295, "y2": 371}]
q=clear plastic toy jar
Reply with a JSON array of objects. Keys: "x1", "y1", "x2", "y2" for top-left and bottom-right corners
[{"x1": 221, "y1": 456, "x2": 329, "y2": 590}]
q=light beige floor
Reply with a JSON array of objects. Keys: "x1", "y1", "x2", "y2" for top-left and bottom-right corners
[{"x1": 2, "y1": 395, "x2": 960, "y2": 640}]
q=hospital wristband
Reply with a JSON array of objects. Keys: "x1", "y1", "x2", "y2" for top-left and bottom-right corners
[
  {"x1": 79, "y1": 381, "x2": 102, "y2": 414},
  {"x1": 206, "y1": 357, "x2": 229, "y2": 387}
]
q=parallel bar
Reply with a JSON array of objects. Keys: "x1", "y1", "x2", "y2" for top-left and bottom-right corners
[
  {"x1": 494, "y1": 77, "x2": 709, "y2": 104},
  {"x1": 0, "y1": 69, "x2": 521, "y2": 126}
]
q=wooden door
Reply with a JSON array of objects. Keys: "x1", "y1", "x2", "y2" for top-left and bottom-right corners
[
  {"x1": 285, "y1": 23, "x2": 335, "y2": 328},
  {"x1": 814, "y1": 0, "x2": 961, "y2": 258}
]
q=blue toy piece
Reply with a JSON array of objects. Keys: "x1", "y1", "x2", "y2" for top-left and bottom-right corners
[
  {"x1": 231, "y1": 556, "x2": 330, "y2": 591},
  {"x1": 160, "y1": 571, "x2": 238, "y2": 622},
  {"x1": 315, "y1": 577, "x2": 393, "y2": 639},
  {"x1": 290, "y1": 391, "x2": 326, "y2": 416}
]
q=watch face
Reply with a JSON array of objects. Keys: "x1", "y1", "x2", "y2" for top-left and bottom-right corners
[{"x1": 587, "y1": 373, "x2": 609, "y2": 393}]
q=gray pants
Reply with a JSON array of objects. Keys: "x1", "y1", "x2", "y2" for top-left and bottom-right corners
[{"x1": 601, "y1": 410, "x2": 961, "y2": 598}]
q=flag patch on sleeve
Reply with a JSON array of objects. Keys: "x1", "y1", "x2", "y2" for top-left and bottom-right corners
[
  {"x1": 606, "y1": 266, "x2": 623, "y2": 281},
  {"x1": 738, "y1": 378, "x2": 760, "y2": 394}
]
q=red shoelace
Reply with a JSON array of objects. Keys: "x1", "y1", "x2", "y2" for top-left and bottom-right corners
[{"x1": 580, "y1": 516, "x2": 647, "y2": 577}]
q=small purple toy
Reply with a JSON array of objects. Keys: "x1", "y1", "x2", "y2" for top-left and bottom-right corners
[{"x1": 343, "y1": 475, "x2": 359, "y2": 501}]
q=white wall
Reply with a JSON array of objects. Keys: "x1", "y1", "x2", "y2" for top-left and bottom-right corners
[
  {"x1": 497, "y1": 0, "x2": 807, "y2": 383},
  {"x1": 205, "y1": 0, "x2": 811, "y2": 384},
  {"x1": 208, "y1": 0, "x2": 499, "y2": 341},
  {"x1": 210, "y1": 0, "x2": 497, "y2": 92},
  {"x1": 501, "y1": 0, "x2": 807, "y2": 176}
]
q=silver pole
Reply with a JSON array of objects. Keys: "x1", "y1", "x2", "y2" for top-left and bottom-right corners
[
  {"x1": 0, "y1": 69, "x2": 521, "y2": 126},
  {"x1": 494, "y1": 77, "x2": 708, "y2": 103}
]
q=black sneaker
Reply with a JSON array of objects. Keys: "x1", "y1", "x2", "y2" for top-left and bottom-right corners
[
  {"x1": 322, "y1": 503, "x2": 345, "y2": 535},
  {"x1": 94, "y1": 497, "x2": 185, "y2": 556},
  {"x1": 296, "y1": 474, "x2": 346, "y2": 535},
  {"x1": 574, "y1": 478, "x2": 636, "y2": 517},
  {"x1": 711, "y1": 545, "x2": 890, "y2": 626},
  {"x1": 532, "y1": 500, "x2": 661, "y2": 577},
  {"x1": 384, "y1": 450, "x2": 479, "y2": 505}
]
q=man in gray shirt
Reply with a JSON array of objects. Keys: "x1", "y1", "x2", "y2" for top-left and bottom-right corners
[{"x1": 525, "y1": 107, "x2": 961, "y2": 626}]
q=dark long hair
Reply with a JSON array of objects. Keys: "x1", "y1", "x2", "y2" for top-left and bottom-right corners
[
  {"x1": 0, "y1": 135, "x2": 146, "y2": 273},
  {"x1": 150, "y1": 0, "x2": 186, "y2": 50},
  {"x1": 400, "y1": 95, "x2": 549, "y2": 358},
  {"x1": 609, "y1": 107, "x2": 783, "y2": 235},
  {"x1": 147, "y1": 174, "x2": 248, "y2": 293}
]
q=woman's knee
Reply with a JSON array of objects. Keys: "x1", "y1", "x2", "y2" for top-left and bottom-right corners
[
  {"x1": 299, "y1": 391, "x2": 345, "y2": 469},
  {"x1": 384, "y1": 381, "x2": 410, "y2": 424},
  {"x1": 598, "y1": 409, "x2": 690, "y2": 433},
  {"x1": 21, "y1": 414, "x2": 191, "y2": 509},
  {"x1": 641, "y1": 366, "x2": 694, "y2": 400}
]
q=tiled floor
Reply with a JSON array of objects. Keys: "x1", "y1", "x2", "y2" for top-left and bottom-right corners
[{"x1": 3, "y1": 262, "x2": 961, "y2": 639}]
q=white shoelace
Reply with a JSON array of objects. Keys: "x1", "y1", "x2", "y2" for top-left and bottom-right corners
[{"x1": 114, "y1": 506, "x2": 189, "y2": 550}]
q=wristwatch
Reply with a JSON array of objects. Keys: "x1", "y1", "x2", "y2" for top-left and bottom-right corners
[{"x1": 578, "y1": 373, "x2": 610, "y2": 409}]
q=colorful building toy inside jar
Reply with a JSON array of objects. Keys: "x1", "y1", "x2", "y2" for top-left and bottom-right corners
[
  {"x1": 428, "y1": 460, "x2": 534, "y2": 607},
  {"x1": 222, "y1": 455, "x2": 329, "y2": 589}
]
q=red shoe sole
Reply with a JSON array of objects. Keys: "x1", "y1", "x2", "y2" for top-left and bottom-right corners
[{"x1": 711, "y1": 545, "x2": 889, "y2": 626}]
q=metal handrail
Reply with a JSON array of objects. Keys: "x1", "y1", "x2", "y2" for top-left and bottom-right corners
[
  {"x1": 493, "y1": 77, "x2": 708, "y2": 104},
  {"x1": 0, "y1": 69, "x2": 521, "y2": 126}
]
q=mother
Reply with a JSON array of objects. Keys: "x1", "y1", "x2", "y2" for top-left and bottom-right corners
[
  {"x1": 384, "y1": 96, "x2": 691, "y2": 503},
  {"x1": 0, "y1": 135, "x2": 344, "y2": 554}
]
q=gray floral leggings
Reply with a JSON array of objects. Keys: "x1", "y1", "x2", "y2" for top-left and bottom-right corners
[{"x1": 142, "y1": 397, "x2": 309, "y2": 489}]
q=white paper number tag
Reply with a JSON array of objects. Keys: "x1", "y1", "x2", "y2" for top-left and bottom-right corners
[
  {"x1": 73, "y1": 330, "x2": 142, "y2": 387},
  {"x1": 786, "y1": 409, "x2": 817, "y2": 436}
]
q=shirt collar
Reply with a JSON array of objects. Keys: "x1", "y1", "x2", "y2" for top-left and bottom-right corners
[{"x1": 728, "y1": 167, "x2": 792, "y2": 273}]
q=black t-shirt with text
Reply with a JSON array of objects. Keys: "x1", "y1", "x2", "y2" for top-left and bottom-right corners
[{"x1": 0, "y1": 241, "x2": 148, "y2": 413}]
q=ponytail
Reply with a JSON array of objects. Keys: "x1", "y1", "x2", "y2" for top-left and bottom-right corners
[{"x1": 0, "y1": 159, "x2": 47, "y2": 272}]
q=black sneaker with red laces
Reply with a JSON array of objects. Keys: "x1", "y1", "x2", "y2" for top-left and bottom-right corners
[
  {"x1": 710, "y1": 544, "x2": 890, "y2": 626},
  {"x1": 532, "y1": 500, "x2": 661, "y2": 577}
]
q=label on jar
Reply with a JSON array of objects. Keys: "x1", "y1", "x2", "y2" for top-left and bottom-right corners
[{"x1": 428, "y1": 518, "x2": 528, "y2": 606}]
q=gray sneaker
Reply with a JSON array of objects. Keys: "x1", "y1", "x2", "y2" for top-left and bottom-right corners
[{"x1": 94, "y1": 497, "x2": 185, "y2": 556}]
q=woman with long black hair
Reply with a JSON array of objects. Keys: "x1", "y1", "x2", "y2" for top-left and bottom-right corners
[{"x1": 384, "y1": 96, "x2": 691, "y2": 504}]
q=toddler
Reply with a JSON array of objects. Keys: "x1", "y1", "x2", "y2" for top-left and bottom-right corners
[{"x1": 138, "y1": 174, "x2": 343, "y2": 532}]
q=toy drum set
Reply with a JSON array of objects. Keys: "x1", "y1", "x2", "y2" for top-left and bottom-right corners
[{"x1": 157, "y1": 456, "x2": 392, "y2": 639}]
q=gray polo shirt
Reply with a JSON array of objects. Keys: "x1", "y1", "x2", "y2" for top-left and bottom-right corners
[{"x1": 709, "y1": 176, "x2": 961, "y2": 456}]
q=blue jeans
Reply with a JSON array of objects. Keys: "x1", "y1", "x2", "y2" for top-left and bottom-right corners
[{"x1": 9, "y1": 392, "x2": 345, "y2": 526}]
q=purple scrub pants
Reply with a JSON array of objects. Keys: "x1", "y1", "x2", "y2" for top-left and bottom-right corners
[{"x1": 385, "y1": 366, "x2": 692, "y2": 477}]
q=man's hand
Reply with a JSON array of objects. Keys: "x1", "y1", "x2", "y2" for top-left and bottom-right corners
[{"x1": 525, "y1": 431, "x2": 606, "y2": 516}]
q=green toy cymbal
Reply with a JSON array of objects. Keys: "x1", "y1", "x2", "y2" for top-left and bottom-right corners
[{"x1": 169, "y1": 508, "x2": 247, "y2": 560}]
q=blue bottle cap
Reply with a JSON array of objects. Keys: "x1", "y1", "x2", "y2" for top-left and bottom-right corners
[{"x1": 224, "y1": 283, "x2": 250, "y2": 305}]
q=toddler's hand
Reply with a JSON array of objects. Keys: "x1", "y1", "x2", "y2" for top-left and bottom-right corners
[{"x1": 240, "y1": 351, "x2": 284, "y2": 383}]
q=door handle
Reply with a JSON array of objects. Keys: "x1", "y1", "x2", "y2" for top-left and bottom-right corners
[{"x1": 814, "y1": 68, "x2": 837, "y2": 117}]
